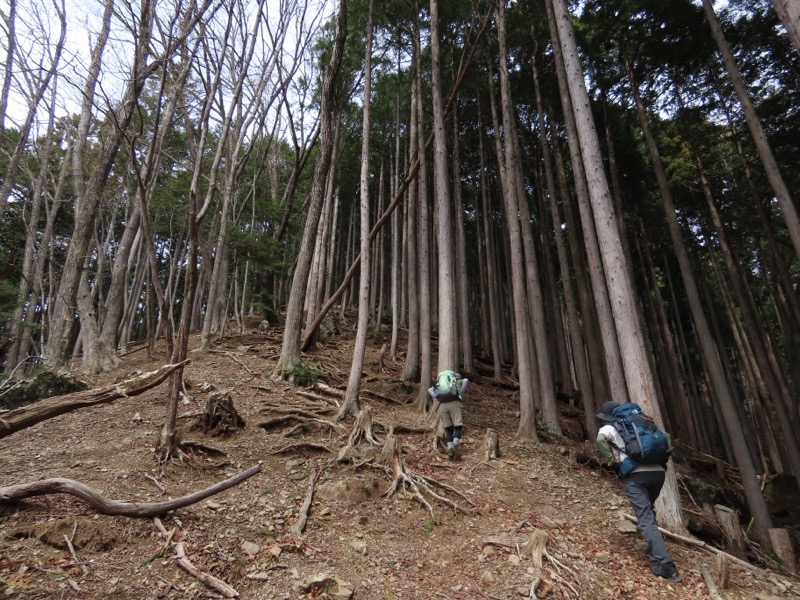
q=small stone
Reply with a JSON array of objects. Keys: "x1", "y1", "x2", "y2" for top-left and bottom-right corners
[
  {"x1": 508, "y1": 555, "x2": 521, "y2": 566},
  {"x1": 482, "y1": 546, "x2": 495, "y2": 556},
  {"x1": 618, "y1": 520, "x2": 638, "y2": 533},
  {"x1": 206, "y1": 502, "x2": 222, "y2": 511},
  {"x1": 248, "y1": 572, "x2": 270, "y2": 581},
  {"x1": 133, "y1": 412, "x2": 143, "y2": 423},
  {"x1": 241, "y1": 541, "x2": 260, "y2": 555},
  {"x1": 270, "y1": 546, "x2": 282, "y2": 557},
  {"x1": 596, "y1": 552, "x2": 611, "y2": 563}
]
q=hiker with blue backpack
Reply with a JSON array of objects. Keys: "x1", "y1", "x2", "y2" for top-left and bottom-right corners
[
  {"x1": 596, "y1": 400, "x2": 682, "y2": 582},
  {"x1": 428, "y1": 370, "x2": 469, "y2": 459}
]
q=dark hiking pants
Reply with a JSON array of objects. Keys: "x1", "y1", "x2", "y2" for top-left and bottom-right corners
[{"x1": 623, "y1": 469, "x2": 673, "y2": 566}]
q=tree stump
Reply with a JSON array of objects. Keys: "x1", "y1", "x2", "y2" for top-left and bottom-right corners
[
  {"x1": 769, "y1": 528, "x2": 797, "y2": 574},
  {"x1": 192, "y1": 391, "x2": 245, "y2": 437},
  {"x1": 484, "y1": 429, "x2": 500, "y2": 460},
  {"x1": 521, "y1": 529, "x2": 549, "y2": 568},
  {"x1": 714, "y1": 505, "x2": 746, "y2": 559}
]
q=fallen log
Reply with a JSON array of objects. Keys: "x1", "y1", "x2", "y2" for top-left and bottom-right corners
[
  {"x1": 0, "y1": 361, "x2": 189, "y2": 439},
  {"x1": 0, "y1": 464, "x2": 261, "y2": 517}
]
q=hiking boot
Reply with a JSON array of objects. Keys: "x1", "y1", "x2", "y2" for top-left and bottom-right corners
[
  {"x1": 651, "y1": 562, "x2": 682, "y2": 582},
  {"x1": 451, "y1": 444, "x2": 462, "y2": 460}
]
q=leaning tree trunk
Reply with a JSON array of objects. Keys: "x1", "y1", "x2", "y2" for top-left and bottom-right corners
[
  {"x1": 702, "y1": 0, "x2": 800, "y2": 263},
  {"x1": 545, "y1": 0, "x2": 627, "y2": 409},
  {"x1": 550, "y1": 0, "x2": 685, "y2": 533},
  {"x1": 626, "y1": 64, "x2": 773, "y2": 545},
  {"x1": 770, "y1": 0, "x2": 800, "y2": 56}
]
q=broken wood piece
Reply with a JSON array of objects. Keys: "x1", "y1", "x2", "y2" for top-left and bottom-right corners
[
  {"x1": 700, "y1": 566, "x2": 725, "y2": 600},
  {"x1": 0, "y1": 361, "x2": 189, "y2": 439},
  {"x1": 715, "y1": 505, "x2": 746, "y2": 559},
  {"x1": 484, "y1": 429, "x2": 500, "y2": 460},
  {"x1": 0, "y1": 464, "x2": 261, "y2": 518},
  {"x1": 175, "y1": 542, "x2": 238, "y2": 598},
  {"x1": 768, "y1": 528, "x2": 797, "y2": 574},
  {"x1": 717, "y1": 553, "x2": 730, "y2": 589},
  {"x1": 290, "y1": 463, "x2": 325, "y2": 539}
]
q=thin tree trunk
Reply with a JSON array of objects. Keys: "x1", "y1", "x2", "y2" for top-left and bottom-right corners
[
  {"x1": 701, "y1": 0, "x2": 800, "y2": 262},
  {"x1": 340, "y1": 0, "x2": 373, "y2": 420}
]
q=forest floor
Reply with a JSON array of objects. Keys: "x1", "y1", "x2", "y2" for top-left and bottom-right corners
[{"x1": 1, "y1": 315, "x2": 799, "y2": 600}]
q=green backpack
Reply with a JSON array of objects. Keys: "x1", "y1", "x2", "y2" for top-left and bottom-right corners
[{"x1": 435, "y1": 370, "x2": 459, "y2": 401}]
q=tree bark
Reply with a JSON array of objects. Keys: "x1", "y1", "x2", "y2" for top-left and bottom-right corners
[
  {"x1": 550, "y1": 0, "x2": 684, "y2": 532},
  {"x1": 0, "y1": 361, "x2": 187, "y2": 439}
]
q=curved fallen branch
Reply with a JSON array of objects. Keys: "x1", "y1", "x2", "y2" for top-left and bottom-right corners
[
  {"x1": 0, "y1": 464, "x2": 261, "y2": 517},
  {"x1": 0, "y1": 361, "x2": 189, "y2": 438}
]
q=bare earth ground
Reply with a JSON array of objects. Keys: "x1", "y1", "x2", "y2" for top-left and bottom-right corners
[{"x1": 1, "y1": 319, "x2": 799, "y2": 600}]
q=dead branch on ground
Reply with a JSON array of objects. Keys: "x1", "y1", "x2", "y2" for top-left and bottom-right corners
[
  {"x1": 290, "y1": 461, "x2": 329, "y2": 538},
  {"x1": 207, "y1": 349, "x2": 258, "y2": 377},
  {"x1": 0, "y1": 361, "x2": 189, "y2": 438},
  {"x1": 0, "y1": 464, "x2": 261, "y2": 517},
  {"x1": 175, "y1": 542, "x2": 238, "y2": 598},
  {"x1": 621, "y1": 513, "x2": 760, "y2": 572}
]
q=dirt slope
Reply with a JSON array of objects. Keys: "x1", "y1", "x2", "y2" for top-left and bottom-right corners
[{"x1": 1, "y1": 323, "x2": 798, "y2": 600}]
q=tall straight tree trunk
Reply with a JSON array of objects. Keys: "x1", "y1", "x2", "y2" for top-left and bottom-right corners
[
  {"x1": 274, "y1": 0, "x2": 347, "y2": 376},
  {"x1": 545, "y1": 1, "x2": 628, "y2": 408},
  {"x1": 340, "y1": 0, "x2": 373, "y2": 420},
  {"x1": 531, "y1": 44, "x2": 594, "y2": 435},
  {"x1": 415, "y1": 15, "x2": 433, "y2": 410},
  {"x1": 44, "y1": 0, "x2": 115, "y2": 369},
  {"x1": 493, "y1": 1, "x2": 538, "y2": 440},
  {"x1": 403, "y1": 64, "x2": 421, "y2": 384},
  {"x1": 430, "y1": 0, "x2": 458, "y2": 372},
  {"x1": 549, "y1": 119, "x2": 609, "y2": 413},
  {"x1": 452, "y1": 105, "x2": 473, "y2": 373},
  {"x1": 625, "y1": 63, "x2": 772, "y2": 543},
  {"x1": 478, "y1": 110, "x2": 503, "y2": 380},
  {"x1": 550, "y1": 0, "x2": 684, "y2": 532},
  {"x1": 701, "y1": 0, "x2": 800, "y2": 262}
]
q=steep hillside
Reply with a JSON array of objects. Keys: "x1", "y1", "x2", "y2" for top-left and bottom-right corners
[{"x1": 1, "y1": 319, "x2": 798, "y2": 599}]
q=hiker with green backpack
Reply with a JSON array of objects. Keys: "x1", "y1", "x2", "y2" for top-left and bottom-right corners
[
  {"x1": 596, "y1": 400, "x2": 681, "y2": 583},
  {"x1": 428, "y1": 370, "x2": 469, "y2": 459}
]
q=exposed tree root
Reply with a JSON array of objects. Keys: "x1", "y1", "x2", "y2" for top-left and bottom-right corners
[
  {"x1": 0, "y1": 464, "x2": 261, "y2": 517},
  {"x1": 269, "y1": 441, "x2": 333, "y2": 455},
  {"x1": 373, "y1": 432, "x2": 473, "y2": 521}
]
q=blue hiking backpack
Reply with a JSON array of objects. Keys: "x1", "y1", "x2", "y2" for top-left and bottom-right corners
[{"x1": 610, "y1": 402, "x2": 671, "y2": 476}]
